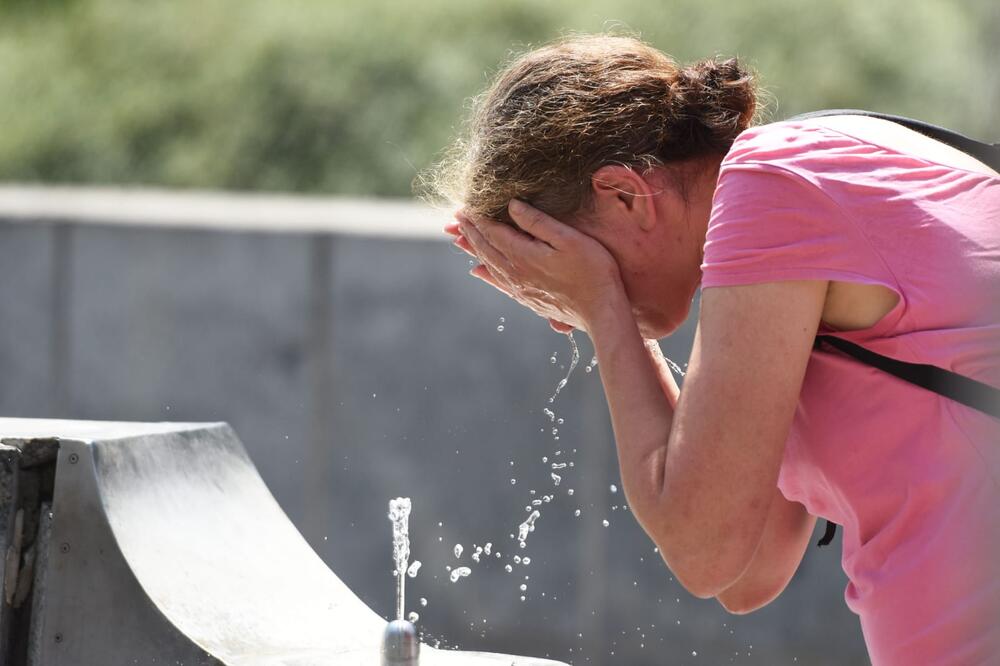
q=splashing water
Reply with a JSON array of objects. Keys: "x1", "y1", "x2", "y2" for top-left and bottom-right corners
[
  {"x1": 663, "y1": 355, "x2": 686, "y2": 377},
  {"x1": 548, "y1": 332, "x2": 580, "y2": 403},
  {"x1": 517, "y1": 510, "x2": 541, "y2": 548},
  {"x1": 388, "y1": 497, "x2": 412, "y2": 621},
  {"x1": 450, "y1": 567, "x2": 472, "y2": 582}
]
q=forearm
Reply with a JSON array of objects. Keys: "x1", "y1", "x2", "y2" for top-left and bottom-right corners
[
  {"x1": 585, "y1": 296, "x2": 678, "y2": 539},
  {"x1": 715, "y1": 488, "x2": 816, "y2": 614}
]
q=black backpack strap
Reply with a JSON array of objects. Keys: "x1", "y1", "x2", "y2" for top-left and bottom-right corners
[
  {"x1": 814, "y1": 336, "x2": 1000, "y2": 421},
  {"x1": 789, "y1": 108, "x2": 1000, "y2": 171},
  {"x1": 816, "y1": 520, "x2": 838, "y2": 548}
]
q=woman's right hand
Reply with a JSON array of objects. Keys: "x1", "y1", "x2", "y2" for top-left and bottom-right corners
[{"x1": 446, "y1": 214, "x2": 584, "y2": 333}]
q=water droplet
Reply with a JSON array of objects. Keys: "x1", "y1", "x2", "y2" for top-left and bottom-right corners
[
  {"x1": 408, "y1": 612, "x2": 420, "y2": 622},
  {"x1": 551, "y1": 473, "x2": 562, "y2": 486},
  {"x1": 522, "y1": 557, "x2": 531, "y2": 565},
  {"x1": 484, "y1": 542, "x2": 492, "y2": 555},
  {"x1": 602, "y1": 520, "x2": 610, "y2": 527},
  {"x1": 420, "y1": 597, "x2": 427, "y2": 607},
  {"x1": 610, "y1": 484, "x2": 618, "y2": 493},
  {"x1": 520, "y1": 584, "x2": 527, "y2": 591},
  {"x1": 574, "y1": 509, "x2": 581, "y2": 517},
  {"x1": 691, "y1": 651, "x2": 698, "y2": 657},
  {"x1": 567, "y1": 488, "x2": 575, "y2": 496},
  {"x1": 406, "y1": 561, "x2": 422, "y2": 578},
  {"x1": 510, "y1": 478, "x2": 516, "y2": 485},
  {"x1": 496, "y1": 325, "x2": 504, "y2": 332},
  {"x1": 454, "y1": 544, "x2": 463, "y2": 558},
  {"x1": 517, "y1": 511, "x2": 540, "y2": 546},
  {"x1": 505, "y1": 564, "x2": 513, "y2": 573},
  {"x1": 551, "y1": 462, "x2": 567, "y2": 469},
  {"x1": 449, "y1": 567, "x2": 472, "y2": 583},
  {"x1": 520, "y1": 595, "x2": 526, "y2": 602}
]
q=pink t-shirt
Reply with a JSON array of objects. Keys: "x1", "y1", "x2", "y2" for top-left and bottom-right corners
[{"x1": 701, "y1": 119, "x2": 1000, "y2": 665}]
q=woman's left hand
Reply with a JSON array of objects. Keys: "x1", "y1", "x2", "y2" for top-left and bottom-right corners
[{"x1": 450, "y1": 200, "x2": 627, "y2": 333}]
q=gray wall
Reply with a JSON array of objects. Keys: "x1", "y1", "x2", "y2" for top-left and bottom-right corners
[{"x1": 0, "y1": 210, "x2": 869, "y2": 664}]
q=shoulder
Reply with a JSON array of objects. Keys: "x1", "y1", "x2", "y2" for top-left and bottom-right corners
[{"x1": 721, "y1": 120, "x2": 861, "y2": 171}]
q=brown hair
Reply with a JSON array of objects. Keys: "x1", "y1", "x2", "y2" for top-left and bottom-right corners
[{"x1": 423, "y1": 34, "x2": 762, "y2": 224}]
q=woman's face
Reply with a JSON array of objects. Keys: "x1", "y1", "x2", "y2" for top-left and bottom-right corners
[
  {"x1": 574, "y1": 156, "x2": 722, "y2": 338},
  {"x1": 574, "y1": 203, "x2": 701, "y2": 339}
]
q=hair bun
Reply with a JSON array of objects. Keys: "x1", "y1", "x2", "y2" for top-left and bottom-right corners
[{"x1": 670, "y1": 57, "x2": 758, "y2": 154}]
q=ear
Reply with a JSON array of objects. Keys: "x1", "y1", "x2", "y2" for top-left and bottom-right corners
[{"x1": 590, "y1": 165, "x2": 658, "y2": 231}]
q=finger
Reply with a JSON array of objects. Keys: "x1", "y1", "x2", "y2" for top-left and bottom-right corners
[
  {"x1": 460, "y1": 219, "x2": 518, "y2": 275},
  {"x1": 444, "y1": 221, "x2": 462, "y2": 237},
  {"x1": 548, "y1": 318, "x2": 575, "y2": 334},
  {"x1": 507, "y1": 199, "x2": 577, "y2": 249},
  {"x1": 452, "y1": 235, "x2": 476, "y2": 257},
  {"x1": 470, "y1": 263, "x2": 517, "y2": 299},
  {"x1": 468, "y1": 213, "x2": 553, "y2": 265}
]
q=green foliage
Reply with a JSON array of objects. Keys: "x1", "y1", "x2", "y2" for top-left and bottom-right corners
[{"x1": 0, "y1": 0, "x2": 995, "y2": 195}]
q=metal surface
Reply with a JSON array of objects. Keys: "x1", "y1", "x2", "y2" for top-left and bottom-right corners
[
  {"x1": 381, "y1": 619, "x2": 420, "y2": 666},
  {"x1": 0, "y1": 418, "x2": 567, "y2": 665}
]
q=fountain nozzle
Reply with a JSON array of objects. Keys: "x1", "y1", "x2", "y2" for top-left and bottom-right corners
[{"x1": 381, "y1": 619, "x2": 420, "y2": 666}]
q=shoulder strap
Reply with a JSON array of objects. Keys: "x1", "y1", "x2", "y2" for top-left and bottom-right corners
[
  {"x1": 789, "y1": 108, "x2": 1000, "y2": 170},
  {"x1": 814, "y1": 336, "x2": 1000, "y2": 420}
]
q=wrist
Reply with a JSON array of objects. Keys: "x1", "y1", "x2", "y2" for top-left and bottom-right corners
[{"x1": 579, "y1": 283, "x2": 634, "y2": 337}]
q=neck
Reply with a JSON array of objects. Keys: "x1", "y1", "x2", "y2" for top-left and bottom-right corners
[
  {"x1": 664, "y1": 156, "x2": 722, "y2": 287},
  {"x1": 686, "y1": 157, "x2": 722, "y2": 270}
]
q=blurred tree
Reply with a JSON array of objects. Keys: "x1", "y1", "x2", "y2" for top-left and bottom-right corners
[{"x1": 0, "y1": 0, "x2": 994, "y2": 196}]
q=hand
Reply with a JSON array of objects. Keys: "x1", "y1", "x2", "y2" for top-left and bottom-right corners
[{"x1": 448, "y1": 199, "x2": 627, "y2": 334}]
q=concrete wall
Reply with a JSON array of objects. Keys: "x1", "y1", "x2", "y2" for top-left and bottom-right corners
[{"x1": 0, "y1": 188, "x2": 869, "y2": 664}]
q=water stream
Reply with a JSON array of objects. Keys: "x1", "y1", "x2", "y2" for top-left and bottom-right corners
[{"x1": 388, "y1": 497, "x2": 411, "y2": 621}]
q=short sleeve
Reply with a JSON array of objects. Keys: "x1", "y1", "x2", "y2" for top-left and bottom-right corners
[{"x1": 701, "y1": 164, "x2": 892, "y2": 290}]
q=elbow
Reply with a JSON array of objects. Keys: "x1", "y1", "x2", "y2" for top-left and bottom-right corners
[
  {"x1": 656, "y1": 540, "x2": 750, "y2": 600},
  {"x1": 648, "y1": 521, "x2": 758, "y2": 600},
  {"x1": 673, "y1": 567, "x2": 742, "y2": 600},
  {"x1": 716, "y1": 584, "x2": 778, "y2": 615},
  {"x1": 714, "y1": 567, "x2": 786, "y2": 615}
]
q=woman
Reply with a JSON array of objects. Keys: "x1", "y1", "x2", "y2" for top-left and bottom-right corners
[{"x1": 435, "y1": 35, "x2": 1000, "y2": 664}]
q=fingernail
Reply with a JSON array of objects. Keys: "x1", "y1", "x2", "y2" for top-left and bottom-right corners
[{"x1": 509, "y1": 199, "x2": 526, "y2": 213}]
